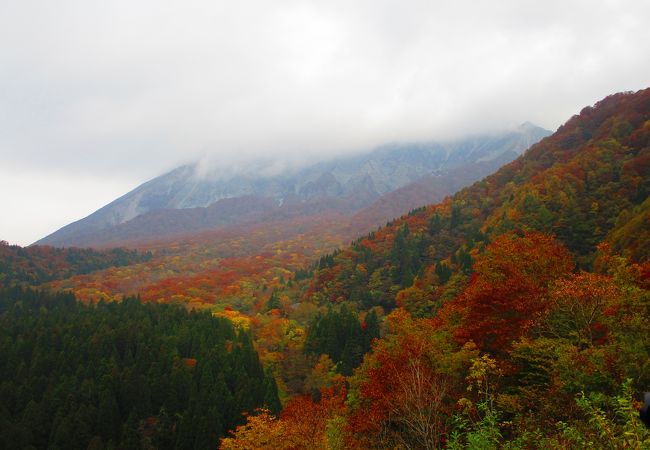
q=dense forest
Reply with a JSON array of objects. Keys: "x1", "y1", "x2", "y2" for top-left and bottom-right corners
[
  {"x1": 221, "y1": 89, "x2": 650, "y2": 447},
  {"x1": 0, "y1": 287, "x2": 279, "y2": 449},
  {"x1": 0, "y1": 89, "x2": 648, "y2": 449},
  {"x1": 304, "y1": 306, "x2": 380, "y2": 376},
  {"x1": 0, "y1": 242, "x2": 151, "y2": 286}
]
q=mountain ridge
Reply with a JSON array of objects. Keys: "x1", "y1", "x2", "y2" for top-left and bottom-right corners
[
  {"x1": 36, "y1": 123, "x2": 550, "y2": 248},
  {"x1": 304, "y1": 88, "x2": 650, "y2": 310}
]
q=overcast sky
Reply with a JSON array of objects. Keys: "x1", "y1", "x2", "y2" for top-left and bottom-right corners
[{"x1": 1, "y1": 0, "x2": 649, "y2": 245}]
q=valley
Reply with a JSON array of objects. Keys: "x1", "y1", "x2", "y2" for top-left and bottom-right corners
[{"x1": 1, "y1": 89, "x2": 649, "y2": 449}]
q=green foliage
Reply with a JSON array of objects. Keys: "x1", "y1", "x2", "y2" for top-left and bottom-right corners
[
  {"x1": 608, "y1": 195, "x2": 650, "y2": 262},
  {"x1": 325, "y1": 415, "x2": 347, "y2": 450},
  {"x1": 448, "y1": 403, "x2": 502, "y2": 450},
  {"x1": 0, "y1": 287, "x2": 279, "y2": 449},
  {"x1": 435, "y1": 261, "x2": 453, "y2": 284},
  {"x1": 557, "y1": 380, "x2": 650, "y2": 449},
  {"x1": 448, "y1": 355, "x2": 503, "y2": 450},
  {"x1": 265, "y1": 290, "x2": 281, "y2": 311},
  {"x1": 303, "y1": 306, "x2": 379, "y2": 375}
]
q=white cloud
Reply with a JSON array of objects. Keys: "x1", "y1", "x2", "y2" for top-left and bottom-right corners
[
  {"x1": 0, "y1": 169, "x2": 136, "y2": 246},
  {"x1": 1, "y1": 0, "x2": 649, "y2": 244}
]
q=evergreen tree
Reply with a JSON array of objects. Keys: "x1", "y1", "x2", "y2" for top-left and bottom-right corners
[
  {"x1": 435, "y1": 261, "x2": 452, "y2": 284},
  {"x1": 362, "y1": 310, "x2": 380, "y2": 353},
  {"x1": 0, "y1": 287, "x2": 278, "y2": 449},
  {"x1": 266, "y1": 290, "x2": 281, "y2": 311},
  {"x1": 304, "y1": 306, "x2": 373, "y2": 374}
]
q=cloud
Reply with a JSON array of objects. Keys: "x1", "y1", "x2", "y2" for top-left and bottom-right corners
[
  {"x1": 0, "y1": 170, "x2": 136, "y2": 246},
  {"x1": 1, "y1": 0, "x2": 649, "y2": 244}
]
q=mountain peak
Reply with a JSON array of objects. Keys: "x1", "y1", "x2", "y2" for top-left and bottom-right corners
[
  {"x1": 517, "y1": 121, "x2": 546, "y2": 132},
  {"x1": 35, "y1": 127, "x2": 551, "y2": 248}
]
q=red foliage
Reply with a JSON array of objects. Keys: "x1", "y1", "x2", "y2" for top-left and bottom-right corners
[
  {"x1": 548, "y1": 272, "x2": 624, "y2": 347},
  {"x1": 439, "y1": 232, "x2": 573, "y2": 353},
  {"x1": 47, "y1": 214, "x2": 353, "y2": 307},
  {"x1": 348, "y1": 310, "x2": 469, "y2": 448},
  {"x1": 279, "y1": 381, "x2": 347, "y2": 448},
  {"x1": 182, "y1": 358, "x2": 197, "y2": 368},
  {"x1": 639, "y1": 262, "x2": 650, "y2": 290}
]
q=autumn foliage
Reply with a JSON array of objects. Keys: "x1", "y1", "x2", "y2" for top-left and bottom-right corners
[
  {"x1": 2, "y1": 89, "x2": 650, "y2": 449},
  {"x1": 220, "y1": 382, "x2": 347, "y2": 450},
  {"x1": 440, "y1": 232, "x2": 573, "y2": 353},
  {"x1": 347, "y1": 310, "x2": 476, "y2": 449}
]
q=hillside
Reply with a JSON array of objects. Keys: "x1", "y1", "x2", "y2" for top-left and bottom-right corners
[
  {"x1": 307, "y1": 88, "x2": 650, "y2": 309},
  {"x1": 35, "y1": 124, "x2": 549, "y2": 248},
  {"x1": 0, "y1": 241, "x2": 151, "y2": 286},
  {"x1": 45, "y1": 214, "x2": 352, "y2": 309},
  {"x1": 348, "y1": 151, "x2": 518, "y2": 232},
  {"x1": 2, "y1": 88, "x2": 648, "y2": 449},
  {"x1": 221, "y1": 89, "x2": 650, "y2": 448}
]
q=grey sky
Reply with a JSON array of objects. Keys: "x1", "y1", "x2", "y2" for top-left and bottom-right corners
[{"x1": 1, "y1": 0, "x2": 649, "y2": 245}]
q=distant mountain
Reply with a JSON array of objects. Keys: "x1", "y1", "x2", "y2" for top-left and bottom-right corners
[{"x1": 36, "y1": 123, "x2": 550, "y2": 247}]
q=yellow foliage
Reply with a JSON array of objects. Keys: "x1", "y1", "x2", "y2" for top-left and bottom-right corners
[
  {"x1": 220, "y1": 410, "x2": 288, "y2": 450},
  {"x1": 214, "y1": 309, "x2": 252, "y2": 330}
]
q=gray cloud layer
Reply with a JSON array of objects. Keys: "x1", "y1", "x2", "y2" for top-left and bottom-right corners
[{"x1": 1, "y1": 0, "x2": 649, "y2": 244}]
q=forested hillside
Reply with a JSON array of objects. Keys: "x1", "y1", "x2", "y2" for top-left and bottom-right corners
[
  {"x1": 1, "y1": 89, "x2": 648, "y2": 449},
  {"x1": 222, "y1": 89, "x2": 650, "y2": 448},
  {"x1": 0, "y1": 242, "x2": 151, "y2": 286},
  {"x1": 0, "y1": 287, "x2": 279, "y2": 449},
  {"x1": 306, "y1": 88, "x2": 650, "y2": 311}
]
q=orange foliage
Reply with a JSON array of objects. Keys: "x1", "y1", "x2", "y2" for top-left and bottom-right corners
[
  {"x1": 280, "y1": 382, "x2": 347, "y2": 449},
  {"x1": 546, "y1": 272, "x2": 623, "y2": 346},
  {"x1": 47, "y1": 214, "x2": 353, "y2": 309},
  {"x1": 220, "y1": 409, "x2": 286, "y2": 450},
  {"x1": 182, "y1": 358, "x2": 198, "y2": 368},
  {"x1": 220, "y1": 382, "x2": 347, "y2": 450}
]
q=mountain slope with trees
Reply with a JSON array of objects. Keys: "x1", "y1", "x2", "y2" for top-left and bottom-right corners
[
  {"x1": 306, "y1": 88, "x2": 650, "y2": 311},
  {"x1": 0, "y1": 242, "x2": 151, "y2": 286},
  {"x1": 1, "y1": 88, "x2": 648, "y2": 449},
  {"x1": 223, "y1": 88, "x2": 650, "y2": 448}
]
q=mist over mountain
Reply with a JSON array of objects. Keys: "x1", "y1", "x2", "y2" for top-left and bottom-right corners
[{"x1": 36, "y1": 123, "x2": 550, "y2": 247}]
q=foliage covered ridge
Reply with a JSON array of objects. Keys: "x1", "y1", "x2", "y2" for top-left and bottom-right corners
[
  {"x1": 306, "y1": 88, "x2": 650, "y2": 312},
  {"x1": 222, "y1": 88, "x2": 650, "y2": 448},
  {"x1": 0, "y1": 242, "x2": 152, "y2": 286}
]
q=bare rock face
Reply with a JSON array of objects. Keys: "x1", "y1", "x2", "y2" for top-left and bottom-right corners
[{"x1": 35, "y1": 124, "x2": 550, "y2": 248}]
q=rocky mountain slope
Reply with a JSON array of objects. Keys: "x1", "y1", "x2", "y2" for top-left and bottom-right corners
[{"x1": 36, "y1": 123, "x2": 550, "y2": 247}]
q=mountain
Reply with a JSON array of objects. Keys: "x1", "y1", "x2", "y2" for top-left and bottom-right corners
[
  {"x1": 219, "y1": 88, "x2": 650, "y2": 449},
  {"x1": 348, "y1": 150, "x2": 519, "y2": 231},
  {"x1": 5, "y1": 89, "x2": 649, "y2": 449},
  {"x1": 305, "y1": 88, "x2": 650, "y2": 310},
  {"x1": 35, "y1": 124, "x2": 550, "y2": 248}
]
